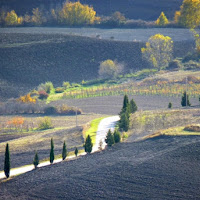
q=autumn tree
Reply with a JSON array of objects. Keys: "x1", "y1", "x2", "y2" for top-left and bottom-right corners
[
  {"x1": 99, "y1": 59, "x2": 123, "y2": 79},
  {"x1": 5, "y1": 10, "x2": 18, "y2": 26},
  {"x1": 4, "y1": 143, "x2": 10, "y2": 178},
  {"x1": 141, "y1": 34, "x2": 173, "y2": 70},
  {"x1": 155, "y1": 12, "x2": 169, "y2": 26},
  {"x1": 58, "y1": 1, "x2": 98, "y2": 25},
  {"x1": 32, "y1": 8, "x2": 46, "y2": 26},
  {"x1": 175, "y1": 0, "x2": 200, "y2": 28},
  {"x1": 17, "y1": 93, "x2": 36, "y2": 104}
]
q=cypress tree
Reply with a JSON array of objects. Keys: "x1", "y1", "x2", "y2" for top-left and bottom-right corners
[
  {"x1": 62, "y1": 140, "x2": 67, "y2": 160},
  {"x1": 50, "y1": 138, "x2": 54, "y2": 164},
  {"x1": 168, "y1": 102, "x2": 172, "y2": 109},
  {"x1": 105, "y1": 129, "x2": 115, "y2": 147},
  {"x1": 114, "y1": 129, "x2": 121, "y2": 143},
  {"x1": 4, "y1": 143, "x2": 10, "y2": 178},
  {"x1": 130, "y1": 99, "x2": 138, "y2": 113},
  {"x1": 33, "y1": 151, "x2": 39, "y2": 169},
  {"x1": 75, "y1": 147, "x2": 78, "y2": 157},
  {"x1": 119, "y1": 112, "x2": 130, "y2": 132},
  {"x1": 181, "y1": 91, "x2": 191, "y2": 107},
  {"x1": 84, "y1": 135, "x2": 93, "y2": 153},
  {"x1": 122, "y1": 94, "x2": 129, "y2": 110}
]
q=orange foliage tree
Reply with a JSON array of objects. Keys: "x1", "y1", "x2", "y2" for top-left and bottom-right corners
[
  {"x1": 7, "y1": 117, "x2": 25, "y2": 129},
  {"x1": 17, "y1": 93, "x2": 36, "y2": 104}
]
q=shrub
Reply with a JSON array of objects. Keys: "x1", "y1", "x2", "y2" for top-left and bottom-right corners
[
  {"x1": 17, "y1": 93, "x2": 36, "y2": 104},
  {"x1": 184, "y1": 124, "x2": 200, "y2": 132},
  {"x1": 98, "y1": 59, "x2": 124, "y2": 79},
  {"x1": 44, "y1": 106, "x2": 57, "y2": 115},
  {"x1": 62, "y1": 81, "x2": 71, "y2": 89},
  {"x1": 71, "y1": 83, "x2": 81, "y2": 88},
  {"x1": 167, "y1": 59, "x2": 183, "y2": 70},
  {"x1": 168, "y1": 102, "x2": 172, "y2": 109},
  {"x1": 38, "y1": 82, "x2": 54, "y2": 94},
  {"x1": 38, "y1": 117, "x2": 53, "y2": 130},
  {"x1": 57, "y1": 104, "x2": 82, "y2": 115},
  {"x1": 55, "y1": 87, "x2": 64, "y2": 93},
  {"x1": 38, "y1": 90, "x2": 49, "y2": 100}
]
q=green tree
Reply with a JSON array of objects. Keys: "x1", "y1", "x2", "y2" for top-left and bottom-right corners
[
  {"x1": 62, "y1": 141, "x2": 67, "y2": 160},
  {"x1": 141, "y1": 34, "x2": 173, "y2": 70},
  {"x1": 84, "y1": 135, "x2": 93, "y2": 153},
  {"x1": 168, "y1": 102, "x2": 172, "y2": 109},
  {"x1": 105, "y1": 129, "x2": 115, "y2": 147},
  {"x1": 4, "y1": 143, "x2": 10, "y2": 178},
  {"x1": 50, "y1": 138, "x2": 54, "y2": 164},
  {"x1": 113, "y1": 129, "x2": 121, "y2": 143},
  {"x1": 75, "y1": 147, "x2": 78, "y2": 157},
  {"x1": 33, "y1": 151, "x2": 39, "y2": 169},
  {"x1": 175, "y1": 0, "x2": 200, "y2": 28},
  {"x1": 119, "y1": 112, "x2": 130, "y2": 132},
  {"x1": 59, "y1": 1, "x2": 98, "y2": 25},
  {"x1": 129, "y1": 99, "x2": 137, "y2": 113},
  {"x1": 155, "y1": 12, "x2": 169, "y2": 26},
  {"x1": 98, "y1": 59, "x2": 123, "y2": 79},
  {"x1": 181, "y1": 91, "x2": 191, "y2": 107}
]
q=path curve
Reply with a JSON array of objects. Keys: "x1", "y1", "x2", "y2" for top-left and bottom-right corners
[{"x1": 0, "y1": 115, "x2": 119, "y2": 180}]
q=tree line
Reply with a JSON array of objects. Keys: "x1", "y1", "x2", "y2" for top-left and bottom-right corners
[{"x1": 0, "y1": 0, "x2": 200, "y2": 28}]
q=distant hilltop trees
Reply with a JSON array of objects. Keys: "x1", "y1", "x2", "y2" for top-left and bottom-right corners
[{"x1": 0, "y1": 0, "x2": 199, "y2": 28}]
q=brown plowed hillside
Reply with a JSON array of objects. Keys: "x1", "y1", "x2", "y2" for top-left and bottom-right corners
[
  {"x1": 0, "y1": 32, "x2": 194, "y2": 100},
  {"x1": 0, "y1": 0, "x2": 182, "y2": 20}
]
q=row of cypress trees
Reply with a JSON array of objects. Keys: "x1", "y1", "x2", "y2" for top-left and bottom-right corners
[
  {"x1": 119, "y1": 95, "x2": 138, "y2": 132},
  {"x1": 4, "y1": 139, "x2": 79, "y2": 178}
]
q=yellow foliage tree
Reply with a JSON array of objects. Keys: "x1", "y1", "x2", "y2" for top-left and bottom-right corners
[
  {"x1": 59, "y1": 1, "x2": 98, "y2": 25},
  {"x1": 98, "y1": 59, "x2": 123, "y2": 78},
  {"x1": 32, "y1": 8, "x2": 46, "y2": 26},
  {"x1": 141, "y1": 34, "x2": 173, "y2": 70},
  {"x1": 5, "y1": 10, "x2": 18, "y2": 26},
  {"x1": 175, "y1": 0, "x2": 200, "y2": 28},
  {"x1": 17, "y1": 93, "x2": 36, "y2": 104},
  {"x1": 155, "y1": 12, "x2": 169, "y2": 26}
]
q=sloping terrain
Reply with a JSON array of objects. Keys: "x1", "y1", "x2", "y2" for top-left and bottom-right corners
[
  {"x1": 0, "y1": 0, "x2": 182, "y2": 21},
  {"x1": 0, "y1": 31, "x2": 194, "y2": 100},
  {"x1": 1, "y1": 136, "x2": 200, "y2": 199}
]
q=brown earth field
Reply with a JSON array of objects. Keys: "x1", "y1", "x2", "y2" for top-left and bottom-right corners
[
  {"x1": 0, "y1": 32, "x2": 194, "y2": 100},
  {"x1": 1, "y1": 135, "x2": 200, "y2": 199},
  {"x1": 50, "y1": 94, "x2": 200, "y2": 115}
]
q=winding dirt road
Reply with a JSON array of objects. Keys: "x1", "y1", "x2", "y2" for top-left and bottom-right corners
[{"x1": 0, "y1": 115, "x2": 119, "y2": 180}]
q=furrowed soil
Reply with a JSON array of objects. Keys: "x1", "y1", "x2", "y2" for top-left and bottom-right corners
[
  {"x1": 0, "y1": 29, "x2": 195, "y2": 100},
  {"x1": 1, "y1": 136, "x2": 200, "y2": 199}
]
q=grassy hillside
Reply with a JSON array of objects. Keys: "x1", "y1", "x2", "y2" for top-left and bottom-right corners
[
  {"x1": 0, "y1": 32, "x2": 194, "y2": 100},
  {"x1": 0, "y1": 0, "x2": 182, "y2": 21}
]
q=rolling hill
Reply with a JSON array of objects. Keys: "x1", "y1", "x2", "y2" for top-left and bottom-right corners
[{"x1": 0, "y1": 30, "x2": 194, "y2": 100}]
